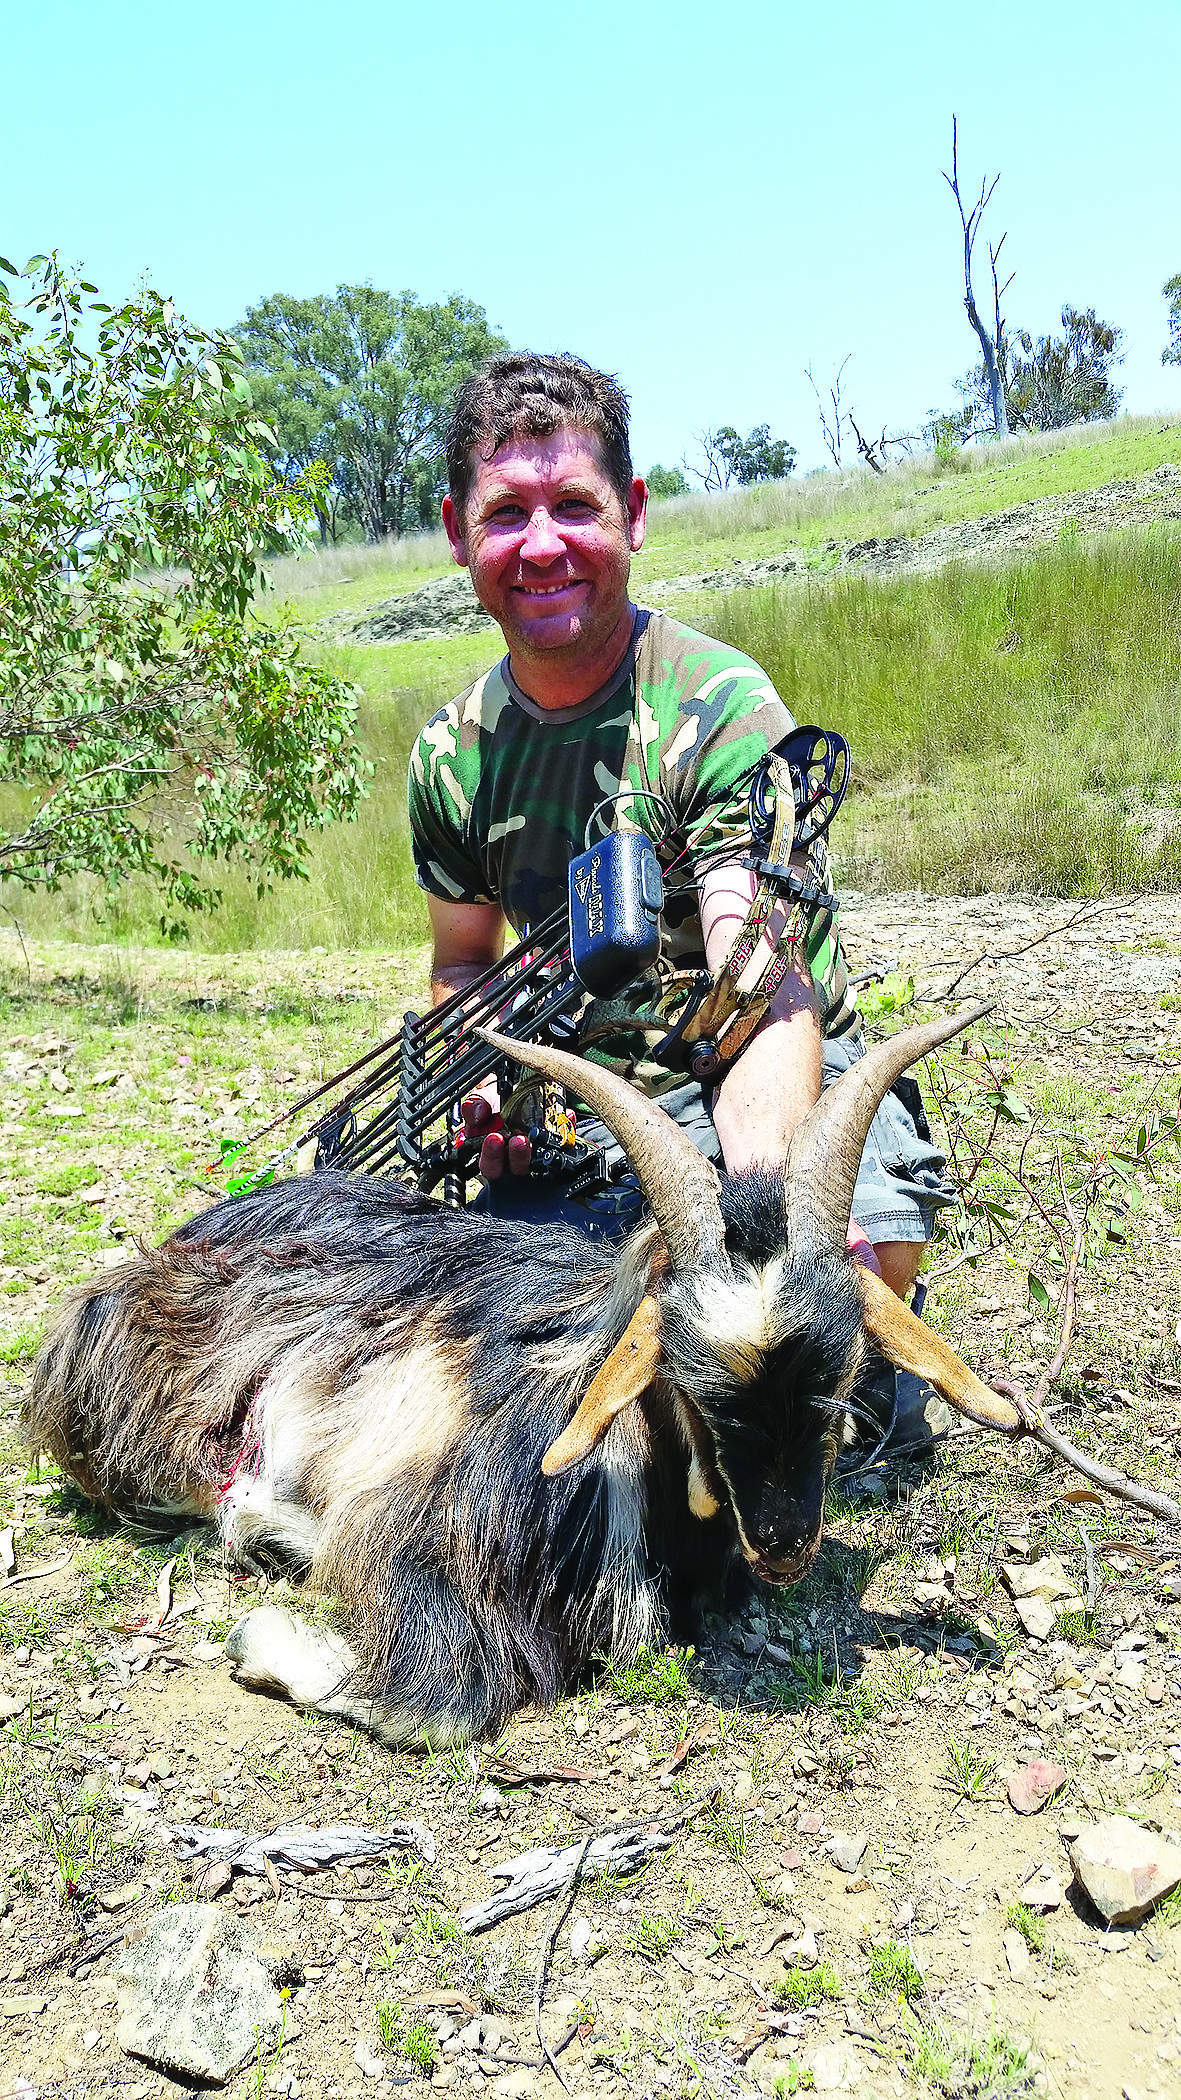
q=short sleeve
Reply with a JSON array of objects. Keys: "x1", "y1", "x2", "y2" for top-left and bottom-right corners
[{"x1": 407, "y1": 705, "x2": 495, "y2": 905}]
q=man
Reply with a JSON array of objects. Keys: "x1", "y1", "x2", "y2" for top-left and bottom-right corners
[{"x1": 408, "y1": 354, "x2": 953, "y2": 1434}]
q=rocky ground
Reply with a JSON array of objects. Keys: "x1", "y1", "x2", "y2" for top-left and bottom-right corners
[
  {"x1": 321, "y1": 464, "x2": 1181, "y2": 644},
  {"x1": 2, "y1": 895, "x2": 1181, "y2": 2100}
]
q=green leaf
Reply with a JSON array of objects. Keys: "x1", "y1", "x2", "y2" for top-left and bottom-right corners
[{"x1": 1027, "y1": 1272, "x2": 1053, "y2": 1313}]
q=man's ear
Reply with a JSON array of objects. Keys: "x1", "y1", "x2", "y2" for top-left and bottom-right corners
[
  {"x1": 441, "y1": 494, "x2": 468, "y2": 567},
  {"x1": 626, "y1": 475, "x2": 648, "y2": 554}
]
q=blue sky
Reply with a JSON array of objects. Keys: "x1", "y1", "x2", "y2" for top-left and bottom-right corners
[{"x1": 6, "y1": 0, "x2": 1181, "y2": 475}]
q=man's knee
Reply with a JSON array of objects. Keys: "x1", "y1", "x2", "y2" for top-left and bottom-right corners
[{"x1": 873, "y1": 1239, "x2": 925, "y2": 1300}]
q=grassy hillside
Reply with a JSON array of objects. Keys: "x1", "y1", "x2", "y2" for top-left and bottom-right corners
[
  {"x1": 265, "y1": 413, "x2": 1181, "y2": 617},
  {"x1": 5, "y1": 415, "x2": 1181, "y2": 952}
]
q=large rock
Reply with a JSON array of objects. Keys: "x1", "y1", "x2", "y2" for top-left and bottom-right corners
[
  {"x1": 114, "y1": 1902, "x2": 289, "y2": 2083},
  {"x1": 1069, "y1": 1816, "x2": 1181, "y2": 1925}
]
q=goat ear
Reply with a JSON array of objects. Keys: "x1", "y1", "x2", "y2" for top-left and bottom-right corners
[
  {"x1": 857, "y1": 1268, "x2": 1022, "y2": 1432},
  {"x1": 541, "y1": 1296, "x2": 662, "y2": 1476}
]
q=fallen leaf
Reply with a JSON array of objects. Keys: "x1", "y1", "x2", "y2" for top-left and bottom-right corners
[
  {"x1": 1059, "y1": 1488, "x2": 1106, "y2": 1506},
  {"x1": 153, "y1": 1557, "x2": 176, "y2": 1627},
  {"x1": 192, "y1": 1859, "x2": 233, "y2": 1900}
]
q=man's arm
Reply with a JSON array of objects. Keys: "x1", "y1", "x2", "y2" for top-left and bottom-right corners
[
  {"x1": 427, "y1": 894, "x2": 506, "y2": 1007},
  {"x1": 701, "y1": 863, "x2": 821, "y2": 1174},
  {"x1": 701, "y1": 864, "x2": 881, "y2": 1273}
]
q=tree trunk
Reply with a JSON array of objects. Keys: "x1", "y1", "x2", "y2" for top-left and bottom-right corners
[{"x1": 966, "y1": 291, "x2": 1009, "y2": 437}]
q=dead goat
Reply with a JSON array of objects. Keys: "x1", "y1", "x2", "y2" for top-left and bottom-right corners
[{"x1": 24, "y1": 1008, "x2": 1009, "y2": 1745}]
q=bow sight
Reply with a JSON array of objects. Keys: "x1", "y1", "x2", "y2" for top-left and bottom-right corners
[{"x1": 224, "y1": 725, "x2": 850, "y2": 1203}]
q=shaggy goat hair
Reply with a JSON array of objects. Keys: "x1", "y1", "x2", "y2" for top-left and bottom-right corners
[{"x1": 23, "y1": 1011, "x2": 1002, "y2": 1746}]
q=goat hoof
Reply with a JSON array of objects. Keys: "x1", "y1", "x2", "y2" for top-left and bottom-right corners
[{"x1": 225, "y1": 1602, "x2": 358, "y2": 1707}]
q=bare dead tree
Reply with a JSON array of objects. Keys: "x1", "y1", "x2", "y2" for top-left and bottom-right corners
[
  {"x1": 848, "y1": 412, "x2": 889, "y2": 475},
  {"x1": 943, "y1": 115, "x2": 1014, "y2": 438},
  {"x1": 804, "y1": 357, "x2": 852, "y2": 468},
  {"x1": 682, "y1": 427, "x2": 731, "y2": 492}
]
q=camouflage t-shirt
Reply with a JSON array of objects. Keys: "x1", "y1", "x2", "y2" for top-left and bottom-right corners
[{"x1": 408, "y1": 609, "x2": 857, "y2": 1076}]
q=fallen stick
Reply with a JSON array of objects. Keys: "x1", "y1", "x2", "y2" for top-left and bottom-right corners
[
  {"x1": 168, "y1": 1818, "x2": 436, "y2": 1874},
  {"x1": 461, "y1": 1818, "x2": 682, "y2": 1934},
  {"x1": 534, "y1": 1833, "x2": 593, "y2": 2091}
]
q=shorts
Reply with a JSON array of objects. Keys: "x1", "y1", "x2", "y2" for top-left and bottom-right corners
[{"x1": 471, "y1": 1031, "x2": 957, "y2": 1247}]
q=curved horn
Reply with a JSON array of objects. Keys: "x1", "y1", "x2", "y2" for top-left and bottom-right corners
[
  {"x1": 857, "y1": 1267, "x2": 1022, "y2": 1432},
  {"x1": 784, "y1": 1002, "x2": 993, "y2": 1253},
  {"x1": 477, "y1": 1026, "x2": 728, "y2": 1272}
]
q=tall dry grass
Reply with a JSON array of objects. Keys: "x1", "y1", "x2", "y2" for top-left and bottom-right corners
[{"x1": 709, "y1": 527, "x2": 1181, "y2": 894}]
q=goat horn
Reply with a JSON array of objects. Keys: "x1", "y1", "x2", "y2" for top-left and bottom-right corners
[
  {"x1": 476, "y1": 1027, "x2": 728, "y2": 1272},
  {"x1": 542, "y1": 1296, "x2": 662, "y2": 1475},
  {"x1": 857, "y1": 1267, "x2": 1022, "y2": 1432},
  {"x1": 783, "y1": 1002, "x2": 994, "y2": 1253}
]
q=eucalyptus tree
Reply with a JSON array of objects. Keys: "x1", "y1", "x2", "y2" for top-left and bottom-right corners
[
  {"x1": 0, "y1": 255, "x2": 365, "y2": 932},
  {"x1": 233, "y1": 286, "x2": 506, "y2": 542}
]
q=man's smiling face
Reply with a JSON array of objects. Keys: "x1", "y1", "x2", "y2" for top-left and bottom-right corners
[{"x1": 442, "y1": 428, "x2": 647, "y2": 703}]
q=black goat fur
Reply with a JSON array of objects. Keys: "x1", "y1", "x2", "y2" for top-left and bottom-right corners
[{"x1": 24, "y1": 1167, "x2": 865, "y2": 1744}]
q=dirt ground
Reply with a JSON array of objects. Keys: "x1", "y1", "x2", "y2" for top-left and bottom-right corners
[{"x1": 2, "y1": 895, "x2": 1181, "y2": 2100}]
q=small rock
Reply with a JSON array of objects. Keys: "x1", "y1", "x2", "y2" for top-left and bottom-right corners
[
  {"x1": 1021, "y1": 1870, "x2": 1063, "y2": 1913},
  {"x1": 733, "y1": 1769, "x2": 754, "y2": 1803},
  {"x1": 796, "y1": 1810, "x2": 823, "y2": 1835},
  {"x1": 1053, "y1": 1663, "x2": 1085, "y2": 1690},
  {"x1": 114, "y1": 1902, "x2": 286, "y2": 2082},
  {"x1": 785, "y1": 1924, "x2": 819, "y2": 1967},
  {"x1": 83, "y1": 2030, "x2": 100, "y2": 2051},
  {"x1": 476, "y1": 1787, "x2": 505, "y2": 1813},
  {"x1": 1007, "y1": 1761, "x2": 1068, "y2": 1815},
  {"x1": 810, "y1": 2042, "x2": 862, "y2": 2090},
  {"x1": 1145, "y1": 1678, "x2": 1166, "y2": 1704},
  {"x1": 1002, "y1": 1929, "x2": 1030, "y2": 1980},
  {"x1": 0, "y1": 1694, "x2": 26, "y2": 1722},
  {"x1": 99, "y1": 1881, "x2": 145, "y2": 1913},
  {"x1": 1013, "y1": 1595, "x2": 1058, "y2": 1641},
  {"x1": 354, "y1": 2039, "x2": 385, "y2": 2077},
  {"x1": 569, "y1": 1918, "x2": 591, "y2": 1962},
  {"x1": 491, "y1": 2074, "x2": 538, "y2": 2100},
  {"x1": 1003, "y1": 1555, "x2": 1076, "y2": 1601},
  {"x1": 1, "y1": 1995, "x2": 48, "y2": 2016},
  {"x1": 826, "y1": 1831, "x2": 868, "y2": 1873},
  {"x1": 1070, "y1": 1816, "x2": 1181, "y2": 1925}
]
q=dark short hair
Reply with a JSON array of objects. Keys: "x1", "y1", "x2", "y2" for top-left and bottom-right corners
[{"x1": 445, "y1": 352, "x2": 633, "y2": 518}]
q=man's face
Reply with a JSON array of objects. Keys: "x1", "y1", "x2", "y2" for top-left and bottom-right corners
[{"x1": 442, "y1": 428, "x2": 647, "y2": 670}]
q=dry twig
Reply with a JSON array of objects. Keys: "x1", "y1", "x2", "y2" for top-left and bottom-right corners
[{"x1": 533, "y1": 1833, "x2": 593, "y2": 2090}]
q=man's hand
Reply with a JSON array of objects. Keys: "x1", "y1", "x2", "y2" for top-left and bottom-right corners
[{"x1": 460, "y1": 1087, "x2": 533, "y2": 1179}]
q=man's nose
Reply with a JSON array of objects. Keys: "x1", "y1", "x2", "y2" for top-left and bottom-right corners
[{"x1": 518, "y1": 504, "x2": 564, "y2": 564}]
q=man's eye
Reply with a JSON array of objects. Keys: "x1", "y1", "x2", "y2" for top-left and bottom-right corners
[{"x1": 557, "y1": 498, "x2": 594, "y2": 516}]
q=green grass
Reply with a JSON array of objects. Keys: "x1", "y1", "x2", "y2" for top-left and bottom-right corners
[
  {"x1": 373, "y1": 2000, "x2": 437, "y2": 2075},
  {"x1": 941, "y1": 1738, "x2": 996, "y2": 1803},
  {"x1": 909, "y1": 2019, "x2": 1034, "y2": 2099},
  {"x1": 866, "y1": 1939, "x2": 926, "y2": 2002},
  {"x1": 625, "y1": 1913, "x2": 681, "y2": 1961},
  {"x1": 708, "y1": 529, "x2": 1181, "y2": 895},
  {"x1": 774, "y1": 1961, "x2": 842, "y2": 2009},
  {"x1": 604, "y1": 1645, "x2": 694, "y2": 1703},
  {"x1": 7, "y1": 416, "x2": 1181, "y2": 958},
  {"x1": 264, "y1": 415, "x2": 1181, "y2": 611},
  {"x1": 1004, "y1": 1902, "x2": 1046, "y2": 1954}
]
